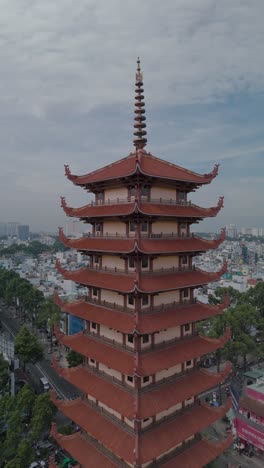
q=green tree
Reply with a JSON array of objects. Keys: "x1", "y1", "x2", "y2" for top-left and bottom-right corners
[
  {"x1": 66, "y1": 350, "x2": 84, "y2": 368},
  {"x1": 30, "y1": 393, "x2": 57, "y2": 440},
  {"x1": 16, "y1": 384, "x2": 36, "y2": 419},
  {"x1": 15, "y1": 325, "x2": 43, "y2": 369},
  {"x1": 35, "y1": 297, "x2": 60, "y2": 330}
]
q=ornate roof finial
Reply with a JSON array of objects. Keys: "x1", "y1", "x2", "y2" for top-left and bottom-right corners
[{"x1": 133, "y1": 57, "x2": 147, "y2": 150}]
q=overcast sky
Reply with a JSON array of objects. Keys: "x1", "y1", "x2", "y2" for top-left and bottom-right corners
[{"x1": 0, "y1": 0, "x2": 264, "y2": 233}]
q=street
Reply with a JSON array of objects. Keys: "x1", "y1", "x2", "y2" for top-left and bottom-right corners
[{"x1": 0, "y1": 304, "x2": 81, "y2": 400}]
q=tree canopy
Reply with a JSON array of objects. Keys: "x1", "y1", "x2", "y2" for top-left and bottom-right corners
[{"x1": 15, "y1": 326, "x2": 43, "y2": 368}]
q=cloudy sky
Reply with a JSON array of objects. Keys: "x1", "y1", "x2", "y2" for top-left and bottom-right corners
[{"x1": 0, "y1": 0, "x2": 264, "y2": 233}]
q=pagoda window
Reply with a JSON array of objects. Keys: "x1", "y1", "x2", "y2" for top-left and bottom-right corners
[
  {"x1": 127, "y1": 375, "x2": 133, "y2": 383},
  {"x1": 92, "y1": 287, "x2": 98, "y2": 297},
  {"x1": 95, "y1": 223, "x2": 102, "y2": 234},
  {"x1": 181, "y1": 255, "x2": 188, "y2": 265},
  {"x1": 142, "y1": 294, "x2": 149, "y2": 306},
  {"x1": 140, "y1": 185, "x2": 150, "y2": 197},
  {"x1": 178, "y1": 191, "x2": 186, "y2": 202},
  {"x1": 183, "y1": 288, "x2": 189, "y2": 298},
  {"x1": 186, "y1": 360, "x2": 192, "y2": 367},
  {"x1": 128, "y1": 294, "x2": 134, "y2": 305},
  {"x1": 127, "y1": 334, "x2": 134, "y2": 343},
  {"x1": 94, "y1": 255, "x2": 100, "y2": 265},
  {"x1": 129, "y1": 257, "x2": 135, "y2": 268},
  {"x1": 129, "y1": 221, "x2": 136, "y2": 232},
  {"x1": 140, "y1": 221, "x2": 148, "y2": 232},
  {"x1": 143, "y1": 376, "x2": 150, "y2": 383},
  {"x1": 96, "y1": 191, "x2": 104, "y2": 203},
  {"x1": 129, "y1": 187, "x2": 136, "y2": 198},
  {"x1": 141, "y1": 256, "x2": 148, "y2": 269},
  {"x1": 142, "y1": 334, "x2": 149, "y2": 344},
  {"x1": 91, "y1": 322, "x2": 97, "y2": 330},
  {"x1": 184, "y1": 323, "x2": 190, "y2": 332}
]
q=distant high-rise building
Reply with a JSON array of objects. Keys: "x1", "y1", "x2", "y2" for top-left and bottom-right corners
[
  {"x1": 0, "y1": 222, "x2": 7, "y2": 237},
  {"x1": 66, "y1": 219, "x2": 81, "y2": 237},
  {"x1": 18, "y1": 225, "x2": 30, "y2": 241},
  {"x1": 7, "y1": 222, "x2": 19, "y2": 237},
  {"x1": 226, "y1": 224, "x2": 237, "y2": 239}
]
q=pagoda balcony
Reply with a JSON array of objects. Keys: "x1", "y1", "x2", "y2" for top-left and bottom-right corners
[
  {"x1": 60, "y1": 196, "x2": 224, "y2": 220},
  {"x1": 85, "y1": 264, "x2": 195, "y2": 276},
  {"x1": 54, "y1": 325, "x2": 230, "y2": 377},
  {"x1": 83, "y1": 295, "x2": 197, "y2": 315},
  {"x1": 56, "y1": 257, "x2": 227, "y2": 293},
  {"x1": 88, "y1": 196, "x2": 193, "y2": 206},
  {"x1": 59, "y1": 226, "x2": 226, "y2": 254},
  {"x1": 84, "y1": 326, "x2": 199, "y2": 353}
]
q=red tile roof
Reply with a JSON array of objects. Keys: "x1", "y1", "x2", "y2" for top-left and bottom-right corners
[
  {"x1": 163, "y1": 434, "x2": 233, "y2": 468},
  {"x1": 60, "y1": 198, "x2": 223, "y2": 220},
  {"x1": 52, "y1": 359, "x2": 231, "y2": 419},
  {"x1": 54, "y1": 292, "x2": 226, "y2": 334},
  {"x1": 51, "y1": 393, "x2": 231, "y2": 465},
  {"x1": 50, "y1": 423, "x2": 117, "y2": 467},
  {"x1": 58, "y1": 227, "x2": 226, "y2": 254},
  {"x1": 54, "y1": 327, "x2": 230, "y2": 376},
  {"x1": 56, "y1": 258, "x2": 227, "y2": 293},
  {"x1": 64, "y1": 150, "x2": 219, "y2": 187}
]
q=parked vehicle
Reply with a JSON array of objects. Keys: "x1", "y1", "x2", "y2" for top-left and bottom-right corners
[{"x1": 40, "y1": 377, "x2": 50, "y2": 392}]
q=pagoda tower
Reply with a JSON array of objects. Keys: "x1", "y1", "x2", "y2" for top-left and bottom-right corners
[{"x1": 51, "y1": 59, "x2": 232, "y2": 467}]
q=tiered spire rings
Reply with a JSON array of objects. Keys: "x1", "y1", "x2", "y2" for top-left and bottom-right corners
[{"x1": 133, "y1": 58, "x2": 147, "y2": 149}]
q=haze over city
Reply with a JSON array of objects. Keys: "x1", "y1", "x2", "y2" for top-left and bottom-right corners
[{"x1": 0, "y1": 0, "x2": 264, "y2": 231}]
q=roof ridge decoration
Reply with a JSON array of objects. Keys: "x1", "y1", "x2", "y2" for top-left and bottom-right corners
[{"x1": 133, "y1": 58, "x2": 147, "y2": 150}]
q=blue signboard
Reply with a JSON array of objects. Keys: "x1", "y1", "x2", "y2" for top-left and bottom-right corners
[{"x1": 68, "y1": 314, "x2": 85, "y2": 335}]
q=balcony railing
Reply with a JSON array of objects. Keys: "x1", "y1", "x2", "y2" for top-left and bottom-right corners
[
  {"x1": 83, "y1": 296, "x2": 197, "y2": 315},
  {"x1": 90, "y1": 197, "x2": 192, "y2": 207},
  {"x1": 83, "y1": 232, "x2": 194, "y2": 239},
  {"x1": 85, "y1": 264, "x2": 195, "y2": 276}
]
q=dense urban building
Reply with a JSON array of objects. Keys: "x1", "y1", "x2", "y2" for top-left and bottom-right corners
[
  {"x1": 234, "y1": 367, "x2": 264, "y2": 457},
  {"x1": 17, "y1": 224, "x2": 30, "y2": 241},
  {"x1": 50, "y1": 60, "x2": 232, "y2": 467}
]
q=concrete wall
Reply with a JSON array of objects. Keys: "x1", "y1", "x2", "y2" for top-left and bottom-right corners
[
  {"x1": 101, "y1": 289, "x2": 124, "y2": 306},
  {"x1": 104, "y1": 186, "x2": 128, "y2": 201},
  {"x1": 156, "y1": 364, "x2": 181, "y2": 381},
  {"x1": 98, "y1": 400, "x2": 122, "y2": 420},
  {"x1": 152, "y1": 220, "x2": 178, "y2": 235},
  {"x1": 102, "y1": 254, "x2": 125, "y2": 270},
  {"x1": 154, "y1": 326, "x2": 180, "y2": 344},
  {"x1": 103, "y1": 220, "x2": 127, "y2": 236},
  {"x1": 100, "y1": 325, "x2": 123, "y2": 343},
  {"x1": 151, "y1": 186, "x2": 176, "y2": 200},
  {"x1": 153, "y1": 255, "x2": 179, "y2": 270},
  {"x1": 153, "y1": 290, "x2": 180, "y2": 306}
]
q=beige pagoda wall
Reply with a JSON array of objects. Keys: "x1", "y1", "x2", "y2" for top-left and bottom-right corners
[
  {"x1": 156, "y1": 364, "x2": 181, "y2": 381},
  {"x1": 103, "y1": 220, "x2": 127, "y2": 235},
  {"x1": 153, "y1": 290, "x2": 180, "y2": 306},
  {"x1": 100, "y1": 325, "x2": 123, "y2": 343},
  {"x1": 151, "y1": 186, "x2": 176, "y2": 200},
  {"x1": 156, "y1": 402, "x2": 182, "y2": 422},
  {"x1": 152, "y1": 220, "x2": 178, "y2": 235},
  {"x1": 100, "y1": 289, "x2": 124, "y2": 306},
  {"x1": 98, "y1": 363, "x2": 122, "y2": 381},
  {"x1": 104, "y1": 186, "x2": 128, "y2": 201},
  {"x1": 153, "y1": 255, "x2": 179, "y2": 269},
  {"x1": 101, "y1": 254, "x2": 125, "y2": 270},
  {"x1": 156, "y1": 442, "x2": 182, "y2": 462},
  {"x1": 154, "y1": 326, "x2": 180, "y2": 344}
]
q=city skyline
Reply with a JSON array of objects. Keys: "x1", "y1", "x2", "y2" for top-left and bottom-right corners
[{"x1": 0, "y1": 1, "x2": 264, "y2": 231}]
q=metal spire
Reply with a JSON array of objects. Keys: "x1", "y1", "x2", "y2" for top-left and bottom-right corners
[{"x1": 133, "y1": 58, "x2": 147, "y2": 149}]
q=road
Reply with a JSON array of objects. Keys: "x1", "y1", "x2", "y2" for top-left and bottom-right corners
[{"x1": 0, "y1": 305, "x2": 81, "y2": 400}]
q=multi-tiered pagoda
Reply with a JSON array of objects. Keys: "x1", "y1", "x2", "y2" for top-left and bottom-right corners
[{"x1": 50, "y1": 59, "x2": 232, "y2": 467}]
